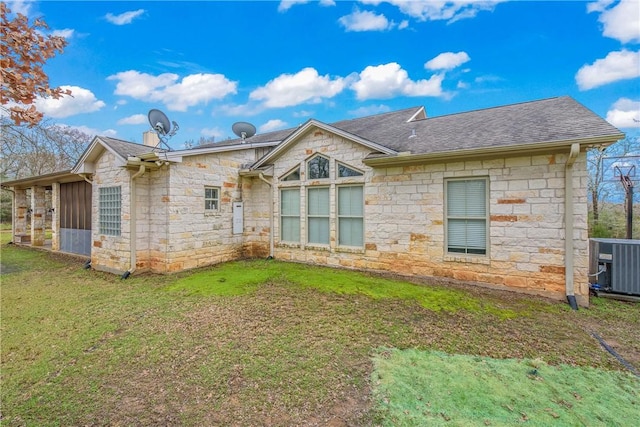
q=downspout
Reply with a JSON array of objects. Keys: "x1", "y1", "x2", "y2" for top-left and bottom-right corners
[
  {"x1": 258, "y1": 173, "x2": 274, "y2": 258},
  {"x1": 565, "y1": 143, "x2": 580, "y2": 310},
  {"x1": 122, "y1": 164, "x2": 145, "y2": 279}
]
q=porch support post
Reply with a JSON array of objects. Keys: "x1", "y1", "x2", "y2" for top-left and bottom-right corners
[
  {"x1": 13, "y1": 189, "x2": 28, "y2": 240},
  {"x1": 31, "y1": 185, "x2": 46, "y2": 246},
  {"x1": 51, "y1": 182, "x2": 61, "y2": 251}
]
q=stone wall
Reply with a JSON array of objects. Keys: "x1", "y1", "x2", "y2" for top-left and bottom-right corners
[
  {"x1": 91, "y1": 151, "x2": 133, "y2": 274},
  {"x1": 251, "y1": 129, "x2": 589, "y2": 303},
  {"x1": 158, "y1": 149, "x2": 257, "y2": 272}
]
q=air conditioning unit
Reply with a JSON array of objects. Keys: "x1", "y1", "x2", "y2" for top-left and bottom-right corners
[{"x1": 589, "y1": 238, "x2": 640, "y2": 296}]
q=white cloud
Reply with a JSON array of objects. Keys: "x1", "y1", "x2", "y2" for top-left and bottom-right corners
[
  {"x1": 117, "y1": 114, "x2": 147, "y2": 125},
  {"x1": 105, "y1": 9, "x2": 145, "y2": 25},
  {"x1": 62, "y1": 124, "x2": 117, "y2": 138},
  {"x1": 360, "y1": 0, "x2": 504, "y2": 24},
  {"x1": 425, "y1": 51, "x2": 470, "y2": 70},
  {"x1": 51, "y1": 28, "x2": 74, "y2": 39},
  {"x1": 348, "y1": 104, "x2": 391, "y2": 117},
  {"x1": 588, "y1": 0, "x2": 640, "y2": 43},
  {"x1": 606, "y1": 98, "x2": 640, "y2": 128},
  {"x1": 576, "y1": 50, "x2": 640, "y2": 90},
  {"x1": 5, "y1": 1, "x2": 32, "y2": 16},
  {"x1": 398, "y1": 20, "x2": 409, "y2": 30},
  {"x1": 249, "y1": 67, "x2": 345, "y2": 108},
  {"x1": 200, "y1": 127, "x2": 224, "y2": 138},
  {"x1": 35, "y1": 85, "x2": 105, "y2": 118},
  {"x1": 278, "y1": 0, "x2": 309, "y2": 12},
  {"x1": 350, "y1": 62, "x2": 445, "y2": 100},
  {"x1": 278, "y1": 0, "x2": 334, "y2": 12},
  {"x1": 108, "y1": 70, "x2": 238, "y2": 111},
  {"x1": 260, "y1": 119, "x2": 288, "y2": 132},
  {"x1": 339, "y1": 9, "x2": 393, "y2": 32}
]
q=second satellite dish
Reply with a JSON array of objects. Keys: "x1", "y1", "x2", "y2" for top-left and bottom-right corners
[{"x1": 232, "y1": 121, "x2": 256, "y2": 142}]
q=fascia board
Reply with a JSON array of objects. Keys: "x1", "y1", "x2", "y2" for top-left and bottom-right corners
[
  {"x1": 252, "y1": 120, "x2": 397, "y2": 169},
  {"x1": 71, "y1": 137, "x2": 127, "y2": 174},
  {"x1": 363, "y1": 134, "x2": 625, "y2": 167},
  {"x1": 164, "y1": 141, "x2": 280, "y2": 162}
]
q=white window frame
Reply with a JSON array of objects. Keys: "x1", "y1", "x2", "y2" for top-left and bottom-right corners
[
  {"x1": 205, "y1": 186, "x2": 220, "y2": 212},
  {"x1": 99, "y1": 186, "x2": 121, "y2": 236},
  {"x1": 337, "y1": 185, "x2": 364, "y2": 247},
  {"x1": 280, "y1": 188, "x2": 301, "y2": 243},
  {"x1": 445, "y1": 177, "x2": 489, "y2": 256},
  {"x1": 307, "y1": 186, "x2": 330, "y2": 245}
]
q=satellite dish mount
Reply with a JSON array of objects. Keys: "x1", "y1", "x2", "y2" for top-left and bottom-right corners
[
  {"x1": 148, "y1": 109, "x2": 179, "y2": 150},
  {"x1": 232, "y1": 121, "x2": 256, "y2": 143}
]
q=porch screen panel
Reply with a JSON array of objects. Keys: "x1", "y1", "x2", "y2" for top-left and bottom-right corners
[
  {"x1": 307, "y1": 187, "x2": 329, "y2": 245},
  {"x1": 60, "y1": 181, "x2": 92, "y2": 256}
]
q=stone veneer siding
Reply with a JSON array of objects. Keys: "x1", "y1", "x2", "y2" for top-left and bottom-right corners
[{"x1": 246, "y1": 129, "x2": 589, "y2": 304}]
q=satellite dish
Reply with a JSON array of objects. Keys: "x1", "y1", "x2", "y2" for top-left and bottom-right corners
[
  {"x1": 148, "y1": 109, "x2": 171, "y2": 135},
  {"x1": 147, "y1": 109, "x2": 179, "y2": 151},
  {"x1": 232, "y1": 121, "x2": 256, "y2": 142}
]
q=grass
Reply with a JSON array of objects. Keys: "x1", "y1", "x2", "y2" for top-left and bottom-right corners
[
  {"x1": 1, "y1": 245, "x2": 639, "y2": 425},
  {"x1": 371, "y1": 349, "x2": 639, "y2": 426}
]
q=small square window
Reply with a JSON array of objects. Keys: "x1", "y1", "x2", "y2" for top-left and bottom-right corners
[{"x1": 205, "y1": 186, "x2": 220, "y2": 211}]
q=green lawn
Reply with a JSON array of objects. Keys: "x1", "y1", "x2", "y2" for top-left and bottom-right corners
[{"x1": 1, "y1": 244, "x2": 638, "y2": 425}]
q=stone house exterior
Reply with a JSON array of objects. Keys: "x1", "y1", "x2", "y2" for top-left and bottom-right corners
[{"x1": 4, "y1": 96, "x2": 623, "y2": 306}]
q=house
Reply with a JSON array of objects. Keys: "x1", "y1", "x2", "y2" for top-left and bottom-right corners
[{"x1": 3, "y1": 96, "x2": 624, "y2": 307}]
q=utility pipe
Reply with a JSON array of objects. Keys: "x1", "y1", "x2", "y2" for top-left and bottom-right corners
[
  {"x1": 123, "y1": 164, "x2": 145, "y2": 278},
  {"x1": 258, "y1": 172, "x2": 274, "y2": 258},
  {"x1": 565, "y1": 143, "x2": 580, "y2": 309}
]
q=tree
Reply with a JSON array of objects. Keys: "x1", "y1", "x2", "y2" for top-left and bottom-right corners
[
  {"x1": 587, "y1": 135, "x2": 640, "y2": 236},
  {"x1": 1, "y1": 3, "x2": 71, "y2": 127},
  {"x1": 0, "y1": 117, "x2": 92, "y2": 179}
]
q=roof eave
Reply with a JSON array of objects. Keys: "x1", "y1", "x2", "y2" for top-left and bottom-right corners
[
  {"x1": 164, "y1": 141, "x2": 280, "y2": 163},
  {"x1": 363, "y1": 134, "x2": 624, "y2": 167},
  {"x1": 1, "y1": 170, "x2": 81, "y2": 189}
]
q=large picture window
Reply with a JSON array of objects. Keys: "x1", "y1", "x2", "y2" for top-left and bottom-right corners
[
  {"x1": 338, "y1": 185, "x2": 363, "y2": 247},
  {"x1": 280, "y1": 188, "x2": 300, "y2": 242},
  {"x1": 446, "y1": 178, "x2": 488, "y2": 255},
  {"x1": 307, "y1": 187, "x2": 330, "y2": 245},
  {"x1": 99, "y1": 186, "x2": 121, "y2": 236}
]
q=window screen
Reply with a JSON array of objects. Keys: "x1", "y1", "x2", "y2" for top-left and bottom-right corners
[
  {"x1": 307, "y1": 187, "x2": 330, "y2": 244},
  {"x1": 338, "y1": 186, "x2": 363, "y2": 247},
  {"x1": 280, "y1": 188, "x2": 300, "y2": 242},
  {"x1": 446, "y1": 179, "x2": 487, "y2": 255}
]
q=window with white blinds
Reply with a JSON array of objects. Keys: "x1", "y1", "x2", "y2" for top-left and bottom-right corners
[
  {"x1": 446, "y1": 178, "x2": 488, "y2": 255},
  {"x1": 280, "y1": 188, "x2": 300, "y2": 242},
  {"x1": 307, "y1": 187, "x2": 330, "y2": 244},
  {"x1": 338, "y1": 185, "x2": 363, "y2": 247}
]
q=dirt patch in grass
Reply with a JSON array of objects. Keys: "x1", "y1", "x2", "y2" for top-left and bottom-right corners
[{"x1": 1, "y1": 252, "x2": 638, "y2": 426}]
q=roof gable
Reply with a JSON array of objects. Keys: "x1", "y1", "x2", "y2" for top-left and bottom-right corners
[{"x1": 72, "y1": 136, "x2": 156, "y2": 174}]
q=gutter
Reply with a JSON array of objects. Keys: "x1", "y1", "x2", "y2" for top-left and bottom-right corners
[
  {"x1": 565, "y1": 143, "x2": 580, "y2": 310},
  {"x1": 258, "y1": 172, "x2": 274, "y2": 258},
  {"x1": 362, "y1": 135, "x2": 624, "y2": 167},
  {"x1": 122, "y1": 164, "x2": 145, "y2": 279}
]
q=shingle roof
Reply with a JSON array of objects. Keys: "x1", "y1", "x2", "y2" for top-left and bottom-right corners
[
  {"x1": 98, "y1": 137, "x2": 165, "y2": 158},
  {"x1": 199, "y1": 97, "x2": 621, "y2": 160},
  {"x1": 368, "y1": 96, "x2": 622, "y2": 155}
]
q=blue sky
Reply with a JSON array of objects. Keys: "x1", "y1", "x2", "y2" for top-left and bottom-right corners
[{"x1": 7, "y1": 0, "x2": 640, "y2": 149}]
